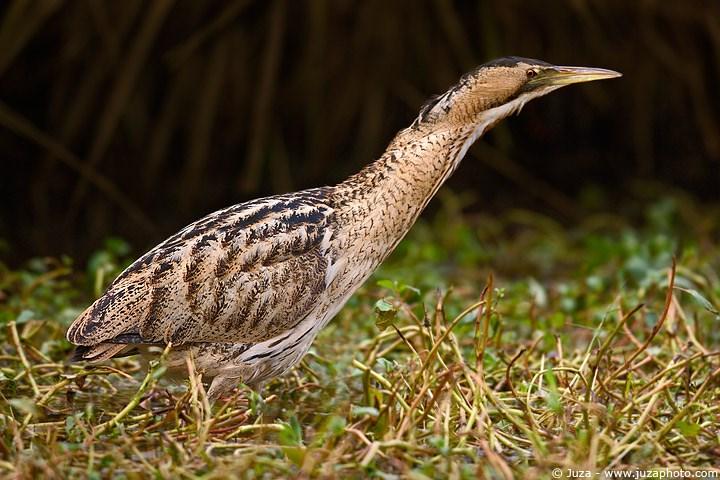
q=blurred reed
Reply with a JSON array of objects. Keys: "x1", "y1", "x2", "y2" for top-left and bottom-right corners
[{"x1": 0, "y1": 1, "x2": 718, "y2": 261}]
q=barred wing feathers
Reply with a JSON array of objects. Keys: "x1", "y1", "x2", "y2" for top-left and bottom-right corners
[{"x1": 66, "y1": 188, "x2": 336, "y2": 347}]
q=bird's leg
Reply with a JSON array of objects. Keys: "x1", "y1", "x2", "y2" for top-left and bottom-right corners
[
  {"x1": 206, "y1": 374, "x2": 268, "y2": 406},
  {"x1": 247, "y1": 382, "x2": 268, "y2": 414},
  {"x1": 207, "y1": 375, "x2": 242, "y2": 402}
]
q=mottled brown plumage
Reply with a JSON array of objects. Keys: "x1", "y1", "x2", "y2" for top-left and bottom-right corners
[{"x1": 67, "y1": 57, "x2": 620, "y2": 399}]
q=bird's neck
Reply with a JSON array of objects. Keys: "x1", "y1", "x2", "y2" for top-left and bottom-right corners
[{"x1": 334, "y1": 121, "x2": 482, "y2": 249}]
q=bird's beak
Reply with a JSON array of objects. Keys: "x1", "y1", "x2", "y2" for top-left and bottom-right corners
[{"x1": 532, "y1": 65, "x2": 622, "y2": 87}]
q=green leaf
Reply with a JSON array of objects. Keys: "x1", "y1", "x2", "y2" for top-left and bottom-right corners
[
  {"x1": 87, "y1": 251, "x2": 114, "y2": 276},
  {"x1": 543, "y1": 370, "x2": 562, "y2": 415},
  {"x1": 375, "y1": 357, "x2": 395, "y2": 372},
  {"x1": 65, "y1": 415, "x2": 76, "y2": 432},
  {"x1": 351, "y1": 405, "x2": 379, "y2": 419},
  {"x1": 427, "y1": 435, "x2": 449, "y2": 455},
  {"x1": 15, "y1": 309, "x2": 35, "y2": 325},
  {"x1": 248, "y1": 390, "x2": 265, "y2": 415},
  {"x1": 585, "y1": 275, "x2": 604, "y2": 292},
  {"x1": 374, "y1": 298, "x2": 395, "y2": 312},
  {"x1": 278, "y1": 417, "x2": 306, "y2": 465},
  {"x1": 398, "y1": 283, "x2": 421, "y2": 301},
  {"x1": 282, "y1": 446, "x2": 305, "y2": 467},
  {"x1": 376, "y1": 279, "x2": 396, "y2": 290},
  {"x1": 9, "y1": 397, "x2": 39, "y2": 416},
  {"x1": 279, "y1": 415, "x2": 303, "y2": 447},
  {"x1": 675, "y1": 287, "x2": 720, "y2": 316},
  {"x1": 319, "y1": 415, "x2": 347, "y2": 442},
  {"x1": 677, "y1": 421, "x2": 701, "y2": 438},
  {"x1": 374, "y1": 297, "x2": 398, "y2": 330},
  {"x1": 104, "y1": 237, "x2": 131, "y2": 257}
]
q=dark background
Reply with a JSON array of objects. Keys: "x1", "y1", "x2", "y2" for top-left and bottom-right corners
[{"x1": 1, "y1": 1, "x2": 718, "y2": 264}]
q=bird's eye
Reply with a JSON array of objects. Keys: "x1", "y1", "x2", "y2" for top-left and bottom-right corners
[{"x1": 527, "y1": 68, "x2": 539, "y2": 79}]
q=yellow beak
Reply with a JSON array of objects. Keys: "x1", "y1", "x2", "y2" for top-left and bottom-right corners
[{"x1": 533, "y1": 65, "x2": 622, "y2": 86}]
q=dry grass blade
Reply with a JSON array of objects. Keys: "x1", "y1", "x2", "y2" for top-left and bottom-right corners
[
  {"x1": 94, "y1": 343, "x2": 172, "y2": 436},
  {"x1": 9, "y1": 321, "x2": 40, "y2": 399}
]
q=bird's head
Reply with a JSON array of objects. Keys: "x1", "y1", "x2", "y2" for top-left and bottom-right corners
[{"x1": 414, "y1": 56, "x2": 621, "y2": 130}]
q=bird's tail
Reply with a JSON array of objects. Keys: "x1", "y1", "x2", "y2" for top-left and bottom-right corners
[{"x1": 70, "y1": 343, "x2": 134, "y2": 362}]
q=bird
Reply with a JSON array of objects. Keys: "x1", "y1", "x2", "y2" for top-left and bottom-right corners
[{"x1": 66, "y1": 57, "x2": 621, "y2": 400}]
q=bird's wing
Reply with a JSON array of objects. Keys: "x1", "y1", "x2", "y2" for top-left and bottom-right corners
[{"x1": 66, "y1": 188, "x2": 338, "y2": 346}]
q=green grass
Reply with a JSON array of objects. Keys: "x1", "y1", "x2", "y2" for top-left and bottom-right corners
[{"x1": 1, "y1": 194, "x2": 719, "y2": 478}]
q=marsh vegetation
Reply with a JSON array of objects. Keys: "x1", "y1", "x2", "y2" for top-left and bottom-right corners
[{"x1": 1, "y1": 195, "x2": 719, "y2": 477}]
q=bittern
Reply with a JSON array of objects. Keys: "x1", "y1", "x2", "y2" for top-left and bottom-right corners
[{"x1": 67, "y1": 57, "x2": 620, "y2": 399}]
